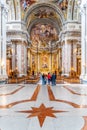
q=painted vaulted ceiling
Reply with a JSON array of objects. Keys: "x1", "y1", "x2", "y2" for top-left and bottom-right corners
[{"x1": 6, "y1": 0, "x2": 81, "y2": 49}]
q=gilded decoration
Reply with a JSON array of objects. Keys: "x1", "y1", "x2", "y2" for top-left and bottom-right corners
[
  {"x1": 22, "y1": 0, "x2": 68, "y2": 75},
  {"x1": 53, "y1": 54, "x2": 57, "y2": 69},
  {"x1": 40, "y1": 52, "x2": 58, "y2": 73},
  {"x1": 30, "y1": 21, "x2": 59, "y2": 74},
  {"x1": 31, "y1": 54, "x2": 36, "y2": 71},
  {"x1": 40, "y1": 52, "x2": 49, "y2": 70}
]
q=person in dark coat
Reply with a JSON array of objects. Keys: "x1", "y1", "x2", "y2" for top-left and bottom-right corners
[
  {"x1": 51, "y1": 73, "x2": 56, "y2": 86},
  {"x1": 42, "y1": 73, "x2": 46, "y2": 85}
]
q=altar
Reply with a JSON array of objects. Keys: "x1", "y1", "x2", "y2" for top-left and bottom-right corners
[{"x1": 29, "y1": 51, "x2": 58, "y2": 75}]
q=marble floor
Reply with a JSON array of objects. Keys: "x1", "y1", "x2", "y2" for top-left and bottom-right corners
[{"x1": 0, "y1": 82, "x2": 87, "y2": 130}]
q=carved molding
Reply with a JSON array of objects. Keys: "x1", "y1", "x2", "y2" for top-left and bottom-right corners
[{"x1": 7, "y1": 30, "x2": 29, "y2": 45}]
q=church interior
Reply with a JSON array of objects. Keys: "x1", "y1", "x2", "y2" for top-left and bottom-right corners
[
  {"x1": 6, "y1": 0, "x2": 81, "y2": 81},
  {"x1": 1, "y1": 0, "x2": 87, "y2": 130}
]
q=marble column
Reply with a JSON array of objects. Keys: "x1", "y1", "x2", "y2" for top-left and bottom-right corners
[
  {"x1": 0, "y1": 3, "x2": 7, "y2": 79},
  {"x1": 62, "y1": 40, "x2": 71, "y2": 76},
  {"x1": 62, "y1": 42, "x2": 65, "y2": 75},
  {"x1": 85, "y1": 14, "x2": 87, "y2": 77},
  {"x1": 73, "y1": 44, "x2": 77, "y2": 72},
  {"x1": 80, "y1": 4, "x2": 87, "y2": 83},
  {"x1": 49, "y1": 53, "x2": 51, "y2": 73},
  {"x1": 12, "y1": 43, "x2": 16, "y2": 71},
  {"x1": 38, "y1": 53, "x2": 40, "y2": 72},
  {"x1": 0, "y1": 4, "x2": 1, "y2": 75},
  {"x1": 17, "y1": 43, "x2": 27, "y2": 76},
  {"x1": 27, "y1": 48, "x2": 30, "y2": 68},
  {"x1": 36, "y1": 46, "x2": 39, "y2": 74},
  {"x1": 58, "y1": 49, "x2": 60, "y2": 68}
]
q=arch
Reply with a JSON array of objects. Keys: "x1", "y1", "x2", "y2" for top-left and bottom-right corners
[
  {"x1": 28, "y1": 18, "x2": 61, "y2": 35},
  {"x1": 24, "y1": 2, "x2": 65, "y2": 25},
  {"x1": 7, "y1": 0, "x2": 21, "y2": 21},
  {"x1": 13, "y1": 0, "x2": 21, "y2": 20},
  {"x1": 13, "y1": 0, "x2": 16, "y2": 19}
]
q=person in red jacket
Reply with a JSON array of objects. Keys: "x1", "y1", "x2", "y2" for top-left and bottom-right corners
[{"x1": 47, "y1": 72, "x2": 51, "y2": 85}]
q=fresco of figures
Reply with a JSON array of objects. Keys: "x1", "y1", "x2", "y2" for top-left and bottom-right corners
[
  {"x1": 20, "y1": 0, "x2": 68, "y2": 11},
  {"x1": 20, "y1": 0, "x2": 36, "y2": 11},
  {"x1": 34, "y1": 7, "x2": 55, "y2": 18},
  {"x1": 31, "y1": 23, "x2": 58, "y2": 46},
  {"x1": 20, "y1": 0, "x2": 68, "y2": 20}
]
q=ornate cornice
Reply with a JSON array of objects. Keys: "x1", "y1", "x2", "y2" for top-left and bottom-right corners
[
  {"x1": 59, "y1": 21, "x2": 81, "y2": 42},
  {"x1": 63, "y1": 20, "x2": 81, "y2": 25},
  {"x1": 6, "y1": 30, "x2": 29, "y2": 45},
  {"x1": 7, "y1": 21, "x2": 26, "y2": 25}
]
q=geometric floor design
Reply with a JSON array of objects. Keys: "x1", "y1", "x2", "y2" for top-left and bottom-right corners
[{"x1": 0, "y1": 83, "x2": 87, "y2": 130}]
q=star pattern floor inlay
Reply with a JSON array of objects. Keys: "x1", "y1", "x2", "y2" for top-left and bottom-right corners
[
  {"x1": 0, "y1": 84, "x2": 87, "y2": 130},
  {"x1": 17, "y1": 103, "x2": 67, "y2": 127}
]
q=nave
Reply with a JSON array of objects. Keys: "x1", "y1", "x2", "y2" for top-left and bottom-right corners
[{"x1": 0, "y1": 83, "x2": 87, "y2": 130}]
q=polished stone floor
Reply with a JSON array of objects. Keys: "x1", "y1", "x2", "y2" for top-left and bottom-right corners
[{"x1": 0, "y1": 82, "x2": 87, "y2": 130}]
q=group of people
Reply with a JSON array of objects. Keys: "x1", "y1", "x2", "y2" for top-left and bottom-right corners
[{"x1": 41, "y1": 72, "x2": 56, "y2": 86}]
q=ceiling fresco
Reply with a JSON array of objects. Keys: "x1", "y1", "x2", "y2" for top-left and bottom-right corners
[
  {"x1": 20, "y1": 0, "x2": 36, "y2": 10},
  {"x1": 20, "y1": 0, "x2": 67, "y2": 50},
  {"x1": 34, "y1": 7, "x2": 55, "y2": 18},
  {"x1": 21, "y1": 0, "x2": 68, "y2": 11},
  {"x1": 27, "y1": 6, "x2": 61, "y2": 27},
  {"x1": 31, "y1": 23, "x2": 58, "y2": 47}
]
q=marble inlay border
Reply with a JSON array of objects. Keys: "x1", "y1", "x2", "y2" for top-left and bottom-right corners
[
  {"x1": 47, "y1": 85, "x2": 87, "y2": 129},
  {"x1": 82, "y1": 116, "x2": 87, "y2": 130},
  {"x1": 47, "y1": 85, "x2": 87, "y2": 108},
  {"x1": 0, "y1": 85, "x2": 41, "y2": 109},
  {"x1": 0, "y1": 86, "x2": 24, "y2": 96},
  {"x1": 63, "y1": 86, "x2": 87, "y2": 96}
]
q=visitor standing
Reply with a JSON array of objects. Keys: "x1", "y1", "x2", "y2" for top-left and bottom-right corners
[
  {"x1": 51, "y1": 73, "x2": 56, "y2": 86},
  {"x1": 47, "y1": 72, "x2": 51, "y2": 85},
  {"x1": 42, "y1": 73, "x2": 45, "y2": 85}
]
